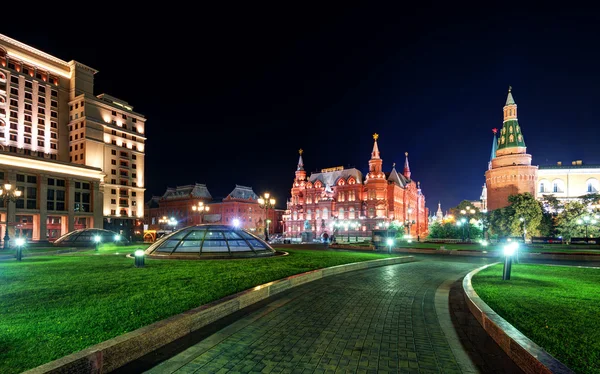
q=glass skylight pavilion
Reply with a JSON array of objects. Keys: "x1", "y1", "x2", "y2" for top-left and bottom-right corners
[
  {"x1": 145, "y1": 224, "x2": 276, "y2": 258},
  {"x1": 53, "y1": 228, "x2": 128, "y2": 247}
]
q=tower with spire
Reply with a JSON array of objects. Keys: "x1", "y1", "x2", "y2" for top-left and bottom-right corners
[
  {"x1": 484, "y1": 87, "x2": 538, "y2": 210},
  {"x1": 403, "y1": 152, "x2": 411, "y2": 179},
  {"x1": 435, "y1": 202, "x2": 443, "y2": 222}
]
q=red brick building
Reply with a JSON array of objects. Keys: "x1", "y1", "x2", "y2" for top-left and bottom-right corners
[
  {"x1": 485, "y1": 87, "x2": 537, "y2": 210},
  {"x1": 283, "y1": 134, "x2": 428, "y2": 241},
  {"x1": 144, "y1": 184, "x2": 283, "y2": 239}
]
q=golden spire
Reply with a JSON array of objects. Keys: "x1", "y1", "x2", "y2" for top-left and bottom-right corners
[
  {"x1": 405, "y1": 152, "x2": 408, "y2": 157},
  {"x1": 299, "y1": 148, "x2": 303, "y2": 155},
  {"x1": 373, "y1": 133, "x2": 379, "y2": 140}
]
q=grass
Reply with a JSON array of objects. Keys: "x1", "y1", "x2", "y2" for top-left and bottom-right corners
[
  {"x1": 0, "y1": 246, "x2": 393, "y2": 373},
  {"x1": 392, "y1": 242, "x2": 600, "y2": 254},
  {"x1": 472, "y1": 264, "x2": 600, "y2": 373}
]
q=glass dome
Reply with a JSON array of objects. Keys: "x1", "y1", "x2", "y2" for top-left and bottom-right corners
[
  {"x1": 145, "y1": 224, "x2": 276, "y2": 258},
  {"x1": 53, "y1": 228, "x2": 128, "y2": 247}
]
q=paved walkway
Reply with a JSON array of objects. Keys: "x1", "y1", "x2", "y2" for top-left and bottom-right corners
[{"x1": 136, "y1": 258, "x2": 521, "y2": 374}]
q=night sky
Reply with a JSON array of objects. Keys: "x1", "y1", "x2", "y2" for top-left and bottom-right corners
[{"x1": 4, "y1": 5, "x2": 600, "y2": 212}]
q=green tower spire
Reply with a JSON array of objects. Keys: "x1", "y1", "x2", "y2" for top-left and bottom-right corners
[{"x1": 497, "y1": 86, "x2": 526, "y2": 150}]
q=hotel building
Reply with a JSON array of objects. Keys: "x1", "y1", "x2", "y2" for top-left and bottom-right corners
[{"x1": 0, "y1": 33, "x2": 146, "y2": 243}]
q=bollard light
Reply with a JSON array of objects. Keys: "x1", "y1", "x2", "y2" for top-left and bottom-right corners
[
  {"x1": 481, "y1": 240, "x2": 488, "y2": 247},
  {"x1": 93, "y1": 235, "x2": 101, "y2": 251},
  {"x1": 386, "y1": 238, "x2": 394, "y2": 254},
  {"x1": 134, "y1": 249, "x2": 145, "y2": 268},
  {"x1": 15, "y1": 237, "x2": 25, "y2": 261},
  {"x1": 502, "y1": 242, "x2": 518, "y2": 280}
]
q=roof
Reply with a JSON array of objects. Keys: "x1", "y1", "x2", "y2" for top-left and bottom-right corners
[
  {"x1": 490, "y1": 132, "x2": 498, "y2": 161},
  {"x1": 506, "y1": 87, "x2": 516, "y2": 105},
  {"x1": 309, "y1": 168, "x2": 363, "y2": 186},
  {"x1": 162, "y1": 183, "x2": 212, "y2": 200},
  {"x1": 386, "y1": 167, "x2": 410, "y2": 187},
  {"x1": 539, "y1": 164, "x2": 600, "y2": 170},
  {"x1": 146, "y1": 196, "x2": 161, "y2": 209},
  {"x1": 225, "y1": 185, "x2": 259, "y2": 201},
  {"x1": 497, "y1": 119, "x2": 526, "y2": 150}
]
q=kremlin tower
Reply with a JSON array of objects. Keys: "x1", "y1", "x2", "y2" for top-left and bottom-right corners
[{"x1": 485, "y1": 87, "x2": 537, "y2": 210}]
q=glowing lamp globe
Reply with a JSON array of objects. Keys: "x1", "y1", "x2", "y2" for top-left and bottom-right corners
[{"x1": 15, "y1": 237, "x2": 25, "y2": 246}]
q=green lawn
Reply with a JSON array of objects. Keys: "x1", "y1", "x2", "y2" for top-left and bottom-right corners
[
  {"x1": 396, "y1": 242, "x2": 600, "y2": 254},
  {"x1": 472, "y1": 264, "x2": 600, "y2": 373},
  {"x1": 0, "y1": 247, "x2": 393, "y2": 373}
]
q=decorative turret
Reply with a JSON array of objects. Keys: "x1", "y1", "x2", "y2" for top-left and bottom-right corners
[
  {"x1": 485, "y1": 86, "x2": 537, "y2": 211},
  {"x1": 297, "y1": 148, "x2": 304, "y2": 171},
  {"x1": 403, "y1": 152, "x2": 411, "y2": 179},
  {"x1": 497, "y1": 86, "x2": 526, "y2": 152},
  {"x1": 488, "y1": 128, "x2": 498, "y2": 170},
  {"x1": 436, "y1": 202, "x2": 443, "y2": 221},
  {"x1": 295, "y1": 148, "x2": 306, "y2": 182},
  {"x1": 368, "y1": 133, "x2": 383, "y2": 177}
]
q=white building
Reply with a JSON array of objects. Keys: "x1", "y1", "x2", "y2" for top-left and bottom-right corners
[{"x1": 0, "y1": 33, "x2": 146, "y2": 242}]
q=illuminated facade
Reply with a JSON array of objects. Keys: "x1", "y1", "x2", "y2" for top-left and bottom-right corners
[
  {"x1": 485, "y1": 88, "x2": 598, "y2": 210},
  {"x1": 485, "y1": 88, "x2": 537, "y2": 210},
  {"x1": 0, "y1": 33, "x2": 145, "y2": 241},
  {"x1": 283, "y1": 135, "x2": 429, "y2": 240},
  {"x1": 145, "y1": 185, "x2": 284, "y2": 237},
  {"x1": 536, "y1": 162, "x2": 600, "y2": 203}
]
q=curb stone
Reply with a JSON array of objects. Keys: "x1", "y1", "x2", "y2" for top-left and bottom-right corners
[
  {"x1": 23, "y1": 255, "x2": 415, "y2": 374},
  {"x1": 462, "y1": 263, "x2": 574, "y2": 374}
]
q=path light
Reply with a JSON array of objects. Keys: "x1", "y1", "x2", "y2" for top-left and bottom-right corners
[
  {"x1": 134, "y1": 249, "x2": 145, "y2": 268},
  {"x1": 15, "y1": 237, "x2": 25, "y2": 261},
  {"x1": 502, "y1": 242, "x2": 518, "y2": 280},
  {"x1": 386, "y1": 237, "x2": 394, "y2": 254},
  {"x1": 93, "y1": 235, "x2": 101, "y2": 251},
  {"x1": 481, "y1": 240, "x2": 488, "y2": 247}
]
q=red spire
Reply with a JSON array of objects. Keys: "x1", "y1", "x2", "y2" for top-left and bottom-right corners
[{"x1": 403, "y1": 152, "x2": 411, "y2": 179}]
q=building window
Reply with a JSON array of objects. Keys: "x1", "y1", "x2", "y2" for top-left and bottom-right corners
[
  {"x1": 322, "y1": 208, "x2": 329, "y2": 220},
  {"x1": 338, "y1": 207, "x2": 344, "y2": 219},
  {"x1": 349, "y1": 207, "x2": 356, "y2": 219},
  {"x1": 587, "y1": 179, "x2": 599, "y2": 193},
  {"x1": 74, "y1": 189, "x2": 91, "y2": 212}
]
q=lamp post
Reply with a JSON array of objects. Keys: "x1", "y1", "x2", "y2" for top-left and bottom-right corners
[
  {"x1": 1, "y1": 183, "x2": 23, "y2": 249},
  {"x1": 386, "y1": 237, "x2": 394, "y2": 254},
  {"x1": 404, "y1": 207, "x2": 415, "y2": 237},
  {"x1": 191, "y1": 202, "x2": 210, "y2": 224},
  {"x1": 167, "y1": 217, "x2": 177, "y2": 232},
  {"x1": 459, "y1": 217, "x2": 467, "y2": 241},
  {"x1": 158, "y1": 216, "x2": 168, "y2": 231},
  {"x1": 577, "y1": 215, "x2": 597, "y2": 243},
  {"x1": 258, "y1": 193, "x2": 276, "y2": 242},
  {"x1": 353, "y1": 221, "x2": 360, "y2": 242},
  {"x1": 93, "y1": 235, "x2": 101, "y2": 251},
  {"x1": 519, "y1": 217, "x2": 527, "y2": 243},
  {"x1": 502, "y1": 242, "x2": 518, "y2": 280},
  {"x1": 15, "y1": 237, "x2": 25, "y2": 261}
]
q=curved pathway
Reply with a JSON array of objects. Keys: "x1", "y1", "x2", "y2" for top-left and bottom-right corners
[{"x1": 138, "y1": 257, "x2": 521, "y2": 373}]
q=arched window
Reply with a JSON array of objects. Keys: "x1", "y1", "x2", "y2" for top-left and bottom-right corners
[
  {"x1": 552, "y1": 179, "x2": 565, "y2": 193},
  {"x1": 348, "y1": 177, "x2": 356, "y2": 185},
  {"x1": 322, "y1": 208, "x2": 329, "y2": 219},
  {"x1": 314, "y1": 181, "x2": 322, "y2": 189},
  {"x1": 349, "y1": 207, "x2": 355, "y2": 219},
  {"x1": 587, "y1": 178, "x2": 599, "y2": 193},
  {"x1": 307, "y1": 209, "x2": 312, "y2": 220},
  {"x1": 368, "y1": 207, "x2": 375, "y2": 218},
  {"x1": 316, "y1": 209, "x2": 320, "y2": 219},
  {"x1": 0, "y1": 72, "x2": 5, "y2": 81},
  {"x1": 292, "y1": 211, "x2": 297, "y2": 220},
  {"x1": 539, "y1": 180, "x2": 549, "y2": 193},
  {"x1": 337, "y1": 178, "x2": 345, "y2": 186},
  {"x1": 338, "y1": 207, "x2": 344, "y2": 219}
]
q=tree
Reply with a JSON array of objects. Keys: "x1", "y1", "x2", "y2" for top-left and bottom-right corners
[
  {"x1": 508, "y1": 193, "x2": 543, "y2": 238},
  {"x1": 428, "y1": 221, "x2": 482, "y2": 239},
  {"x1": 488, "y1": 193, "x2": 542, "y2": 239},
  {"x1": 555, "y1": 201, "x2": 600, "y2": 243}
]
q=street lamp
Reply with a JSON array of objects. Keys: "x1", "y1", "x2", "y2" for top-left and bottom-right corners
[
  {"x1": 258, "y1": 192, "x2": 276, "y2": 242},
  {"x1": 15, "y1": 237, "x2": 25, "y2": 261},
  {"x1": 158, "y1": 216, "x2": 168, "y2": 231},
  {"x1": 502, "y1": 242, "x2": 518, "y2": 280},
  {"x1": 1, "y1": 183, "x2": 23, "y2": 249},
  {"x1": 459, "y1": 217, "x2": 467, "y2": 241},
  {"x1": 404, "y1": 207, "x2": 415, "y2": 237},
  {"x1": 519, "y1": 217, "x2": 527, "y2": 243},
  {"x1": 134, "y1": 249, "x2": 145, "y2": 268},
  {"x1": 93, "y1": 235, "x2": 101, "y2": 251},
  {"x1": 191, "y1": 202, "x2": 210, "y2": 224},
  {"x1": 577, "y1": 215, "x2": 597, "y2": 243},
  {"x1": 353, "y1": 221, "x2": 360, "y2": 242},
  {"x1": 386, "y1": 237, "x2": 394, "y2": 254},
  {"x1": 167, "y1": 217, "x2": 177, "y2": 232},
  {"x1": 232, "y1": 218, "x2": 241, "y2": 228}
]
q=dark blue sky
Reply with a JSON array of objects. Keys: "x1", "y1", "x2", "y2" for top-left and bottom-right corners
[{"x1": 5, "y1": 5, "x2": 600, "y2": 212}]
